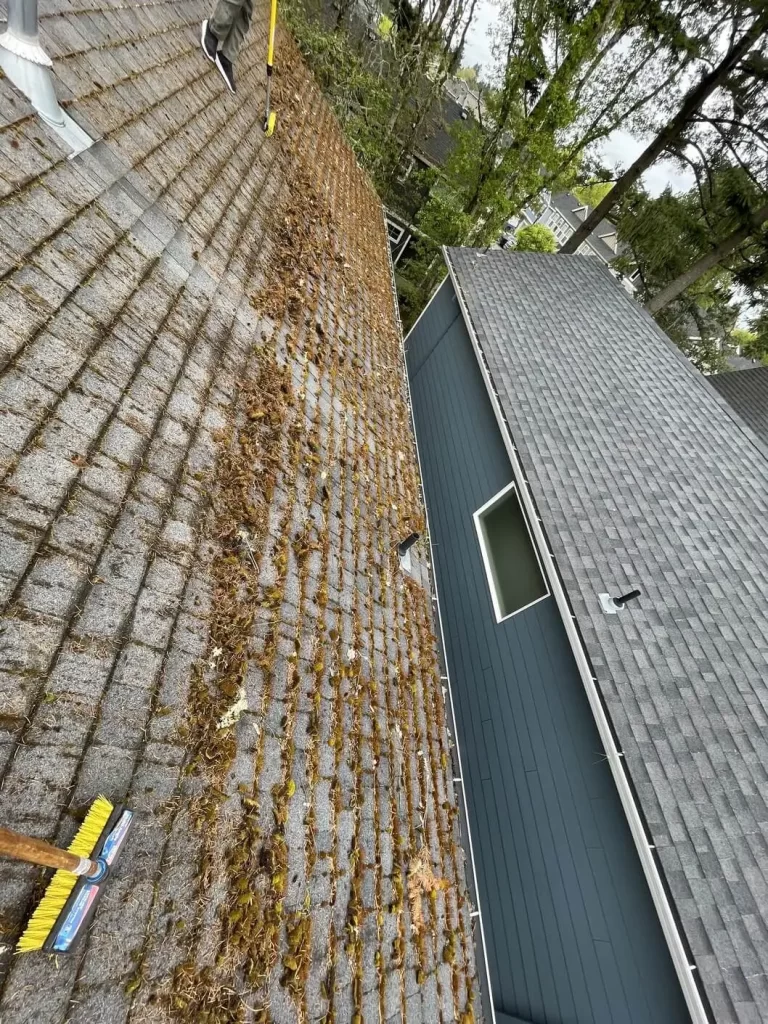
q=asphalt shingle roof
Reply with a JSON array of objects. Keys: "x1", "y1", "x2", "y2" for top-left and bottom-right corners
[
  {"x1": 447, "y1": 248, "x2": 768, "y2": 1024},
  {"x1": 725, "y1": 355, "x2": 763, "y2": 372},
  {"x1": 416, "y1": 94, "x2": 470, "y2": 168},
  {"x1": 710, "y1": 366, "x2": 768, "y2": 449},
  {"x1": 0, "y1": 2, "x2": 480, "y2": 1019}
]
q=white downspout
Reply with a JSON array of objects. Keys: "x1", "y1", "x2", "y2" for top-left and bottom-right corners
[{"x1": 0, "y1": 0, "x2": 94, "y2": 155}]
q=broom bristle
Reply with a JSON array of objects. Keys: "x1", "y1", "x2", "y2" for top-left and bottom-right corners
[{"x1": 15, "y1": 796, "x2": 114, "y2": 953}]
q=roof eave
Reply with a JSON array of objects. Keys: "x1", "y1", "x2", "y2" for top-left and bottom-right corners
[{"x1": 444, "y1": 246, "x2": 711, "y2": 1024}]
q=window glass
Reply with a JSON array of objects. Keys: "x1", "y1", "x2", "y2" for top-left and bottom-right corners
[{"x1": 475, "y1": 485, "x2": 548, "y2": 620}]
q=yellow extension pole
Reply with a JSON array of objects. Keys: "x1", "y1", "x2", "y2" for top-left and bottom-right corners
[{"x1": 263, "y1": 0, "x2": 278, "y2": 135}]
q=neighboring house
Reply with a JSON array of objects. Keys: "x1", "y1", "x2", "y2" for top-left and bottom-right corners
[
  {"x1": 507, "y1": 191, "x2": 637, "y2": 291},
  {"x1": 416, "y1": 92, "x2": 473, "y2": 170},
  {"x1": 444, "y1": 76, "x2": 485, "y2": 121},
  {"x1": 406, "y1": 249, "x2": 768, "y2": 1024},
  {"x1": 385, "y1": 207, "x2": 415, "y2": 264},
  {"x1": 725, "y1": 353, "x2": 763, "y2": 371},
  {"x1": 386, "y1": 92, "x2": 475, "y2": 263},
  {"x1": 710, "y1": 365, "x2": 768, "y2": 447}
]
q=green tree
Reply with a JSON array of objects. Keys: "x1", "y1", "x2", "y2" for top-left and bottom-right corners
[
  {"x1": 384, "y1": 0, "x2": 480, "y2": 185},
  {"x1": 397, "y1": 0, "x2": 725, "y2": 314},
  {"x1": 729, "y1": 326, "x2": 758, "y2": 352},
  {"x1": 560, "y1": 5, "x2": 768, "y2": 254},
  {"x1": 746, "y1": 302, "x2": 768, "y2": 362},
  {"x1": 572, "y1": 181, "x2": 614, "y2": 207},
  {"x1": 610, "y1": 172, "x2": 768, "y2": 371},
  {"x1": 647, "y1": 201, "x2": 768, "y2": 312},
  {"x1": 286, "y1": 0, "x2": 762, "y2": 330},
  {"x1": 462, "y1": 0, "x2": 713, "y2": 222},
  {"x1": 608, "y1": 160, "x2": 768, "y2": 316},
  {"x1": 513, "y1": 223, "x2": 558, "y2": 252}
]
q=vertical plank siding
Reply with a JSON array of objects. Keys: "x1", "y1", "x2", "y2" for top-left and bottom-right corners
[{"x1": 406, "y1": 280, "x2": 689, "y2": 1024}]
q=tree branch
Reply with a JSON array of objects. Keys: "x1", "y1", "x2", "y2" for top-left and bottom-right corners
[
  {"x1": 559, "y1": 8, "x2": 768, "y2": 254},
  {"x1": 646, "y1": 201, "x2": 768, "y2": 312},
  {"x1": 706, "y1": 120, "x2": 765, "y2": 187}
]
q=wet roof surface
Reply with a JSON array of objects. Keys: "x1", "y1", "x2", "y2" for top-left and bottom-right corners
[{"x1": 0, "y1": 2, "x2": 480, "y2": 1020}]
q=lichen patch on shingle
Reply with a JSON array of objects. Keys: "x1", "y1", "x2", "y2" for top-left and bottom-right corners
[{"x1": 0, "y1": 3, "x2": 479, "y2": 1022}]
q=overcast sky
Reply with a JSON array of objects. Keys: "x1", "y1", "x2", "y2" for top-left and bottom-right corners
[{"x1": 462, "y1": 2, "x2": 695, "y2": 197}]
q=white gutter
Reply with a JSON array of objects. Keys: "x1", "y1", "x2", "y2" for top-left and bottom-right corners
[
  {"x1": 382, "y1": 216, "x2": 498, "y2": 1024},
  {"x1": 444, "y1": 248, "x2": 709, "y2": 1024}
]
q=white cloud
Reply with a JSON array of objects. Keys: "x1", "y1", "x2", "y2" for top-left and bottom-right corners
[{"x1": 462, "y1": 0, "x2": 497, "y2": 70}]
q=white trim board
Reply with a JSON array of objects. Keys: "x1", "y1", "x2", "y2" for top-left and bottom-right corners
[
  {"x1": 472, "y1": 480, "x2": 550, "y2": 623},
  {"x1": 444, "y1": 249, "x2": 709, "y2": 1024}
]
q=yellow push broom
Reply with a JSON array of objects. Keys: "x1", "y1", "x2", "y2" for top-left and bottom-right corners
[
  {"x1": 0, "y1": 796, "x2": 133, "y2": 954},
  {"x1": 263, "y1": 0, "x2": 278, "y2": 136}
]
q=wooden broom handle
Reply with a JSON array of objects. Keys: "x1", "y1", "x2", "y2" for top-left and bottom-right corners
[{"x1": 0, "y1": 826, "x2": 96, "y2": 875}]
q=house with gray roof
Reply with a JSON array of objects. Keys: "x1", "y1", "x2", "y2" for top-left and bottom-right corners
[
  {"x1": 725, "y1": 354, "x2": 763, "y2": 372},
  {"x1": 405, "y1": 248, "x2": 768, "y2": 1024},
  {"x1": 444, "y1": 76, "x2": 485, "y2": 122},
  {"x1": 416, "y1": 93, "x2": 471, "y2": 169},
  {"x1": 506, "y1": 192, "x2": 636, "y2": 291},
  {"x1": 386, "y1": 92, "x2": 476, "y2": 263}
]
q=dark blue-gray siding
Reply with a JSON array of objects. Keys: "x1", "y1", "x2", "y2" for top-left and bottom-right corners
[{"x1": 406, "y1": 277, "x2": 689, "y2": 1024}]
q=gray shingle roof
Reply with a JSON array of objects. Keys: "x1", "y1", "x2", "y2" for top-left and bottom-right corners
[
  {"x1": 0, "y1": 1, "x2": 479, "y2": 1018},
  {"x1": 447, "y1": 248, "x2": 768, "y2": 1024},
  {"x1": 710, "y1": 367, "x2": 768, "y2": 448},
  {"x1": 444, "y1": 77, "x2": 485, "y2": 120},
  {"x1": 416, "y1": 94, "x2": 470, "y2": 168},
  {"x1": 725, "y1": 355, "x2": 762, "y2": 371}
]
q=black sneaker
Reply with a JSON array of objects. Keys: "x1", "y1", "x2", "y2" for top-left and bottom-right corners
[
  {"x1": 215, "y1": 52, "x2": 236, "y2": 93},
  {"x1": 201, "y1": 20, "x2": 217, "y2": 63}
]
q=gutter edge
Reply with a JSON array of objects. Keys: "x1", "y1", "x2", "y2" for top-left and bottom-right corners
[{"x1": 382, "y1": 213, "x2": 498, "y2": 1023}]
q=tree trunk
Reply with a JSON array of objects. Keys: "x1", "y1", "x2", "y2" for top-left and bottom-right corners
[
  {"x1": 645, "y1": 202, "x2": 768, "y2": 313},
  {"x1": 559, "y1": 9, "x2": 768, "y2": 255}
]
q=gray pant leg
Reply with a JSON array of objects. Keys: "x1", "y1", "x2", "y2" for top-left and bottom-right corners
[
  {"x1": 221, "y1": 0, "x2": 253, "y2": 61},
  {"x1": 210, "y1": 0, "x2": 243, "y2": 44}
]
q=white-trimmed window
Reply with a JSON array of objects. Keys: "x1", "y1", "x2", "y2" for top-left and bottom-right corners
[
  {"x1": 386, "y1": 218, "x2": 404, "y2": 246},
  {"x1": 545, "y1": 212, "x2": 571, "y2": 245},
  {"x1": 397, "y1": 155, "x2": 415, "y2": 182},
  {"x1": 577, "y1": 243, "x2": 604, "y2": 263},
  {"x1": 473, "y1": 482, "x2": 549, "y2": 622}
]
